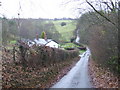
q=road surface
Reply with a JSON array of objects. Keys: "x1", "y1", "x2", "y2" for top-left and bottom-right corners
[
  {"x1": 75, "y1": 29, "x2": 80, "y2": 43},
  {"x1": 51, "y1": 48, "x2": 92, "y2": 88}
]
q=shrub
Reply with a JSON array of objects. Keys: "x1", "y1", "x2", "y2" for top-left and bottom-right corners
[
  {"x1": 18, "y1": 45, "x2": 79, "y2": 67},
  {"x1": 61, "y1": 22, "x2": 66, "y2": 26}
]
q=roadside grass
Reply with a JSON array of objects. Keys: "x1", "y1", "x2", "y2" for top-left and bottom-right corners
[{"x1": 52, "y1": 20, "x2": 77, "y2": 42}]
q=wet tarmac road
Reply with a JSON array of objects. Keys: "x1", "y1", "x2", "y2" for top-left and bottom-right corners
[{"x1": 51, "y1": 48, "x2": 92, "y2": 88}]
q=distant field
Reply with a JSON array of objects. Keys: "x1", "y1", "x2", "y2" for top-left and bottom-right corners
[{"x1": 52, "y1": 20, "x2": 77, "y2": 42}]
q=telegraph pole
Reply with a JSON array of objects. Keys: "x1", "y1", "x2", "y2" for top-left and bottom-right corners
[
  {"x1": 17, "y1": 12, "x2": 21, "y2": 41},
  {"x1": 0, "y1": 21, "x2": 1, "y2": 90}
]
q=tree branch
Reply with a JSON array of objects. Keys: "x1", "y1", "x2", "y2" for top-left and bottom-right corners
[
  {"x1": 102, "y1": 2, "x2": 113, "y2": 11},
  {"x1": 86, "y1": 0, "x2": 116, "y2": 26}
]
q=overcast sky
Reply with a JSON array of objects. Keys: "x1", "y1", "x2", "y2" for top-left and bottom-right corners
[
  {"x1": 0, "y1": 0, "x2": 118, "y2": 19},
  {"x1": 0, "y1": 0, "x2": 90, "y2": 19}
]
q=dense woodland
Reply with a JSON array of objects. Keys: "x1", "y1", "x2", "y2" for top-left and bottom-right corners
[{"x1": 77, "y1": 10, "x2": 119, "y2": 73}]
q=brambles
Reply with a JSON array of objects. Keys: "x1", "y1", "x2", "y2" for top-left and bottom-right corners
[
  {"x1": 2, "y1": 42, "x2": 79, "y2": 66},
  {"x1": 2, "y1": 46, "x2": 79, "y2": 88},
  {"x1": 26, "y1": 45, "x2": 79, "y2": 67}
]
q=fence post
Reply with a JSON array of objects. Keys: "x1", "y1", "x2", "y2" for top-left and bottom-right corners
[{"x1": 13, "y1": 46, "x2": 15, "y2": 62}]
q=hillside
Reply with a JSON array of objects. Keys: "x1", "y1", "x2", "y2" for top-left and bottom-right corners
[{"x1": 52, "y1": 20, "x2": 77, "y2": 42}]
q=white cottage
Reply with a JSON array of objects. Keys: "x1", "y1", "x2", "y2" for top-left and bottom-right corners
[
  {"x1": 34, "y1": 38, "x2": 47, "y2": 45},
  {"x1": 45, "y1": 40, "x2": 59, "y2": 48},
  {"x1": 33, "y1": 38, "x2": 59, "y2": 48}
]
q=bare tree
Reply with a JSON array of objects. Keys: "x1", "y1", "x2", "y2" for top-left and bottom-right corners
[
  {"x1": 63, "y1": 0, "x2": 119, "y2": 27},
  {"x1": 86, "y1": 0, "x2": 119, "y2": 27}
]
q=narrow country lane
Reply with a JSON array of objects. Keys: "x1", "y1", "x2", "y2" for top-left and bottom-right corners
[{"x1": 51, "y1": 48, "x2": 92, "y2": 88}]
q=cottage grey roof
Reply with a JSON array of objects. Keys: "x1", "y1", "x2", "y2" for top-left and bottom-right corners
[{"x1": 34, "y1": 38, "x2": 47, "y2": 45}]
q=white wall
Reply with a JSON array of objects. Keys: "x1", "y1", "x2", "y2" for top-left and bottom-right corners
[{"x1": 46, "y1": 41, "x2": 58, "y2": 48}]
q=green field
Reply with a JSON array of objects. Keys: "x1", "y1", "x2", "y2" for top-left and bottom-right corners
[{"x1": 52, "y1": 20, "x2": 77, "y2": 42}]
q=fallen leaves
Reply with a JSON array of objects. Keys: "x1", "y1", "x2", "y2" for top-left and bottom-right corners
[
  {"x1": 88, "y1": 57, "x2": 118, "y2": 88},
  {"x1": 2, "y1": 50, "x2": 80, "y2": 88}
]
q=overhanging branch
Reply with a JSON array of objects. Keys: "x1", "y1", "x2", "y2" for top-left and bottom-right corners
[{"x1": 86, "y1": 0, "x2": 116, "y2": 26}]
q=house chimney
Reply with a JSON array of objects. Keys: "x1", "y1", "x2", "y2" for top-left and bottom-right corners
[
  {"x1": 36, "y1": 33, "x2": 39, "y2": 40},
  {"x1": 44, "y1": 32, "x2": 47, "y2": 41}
]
